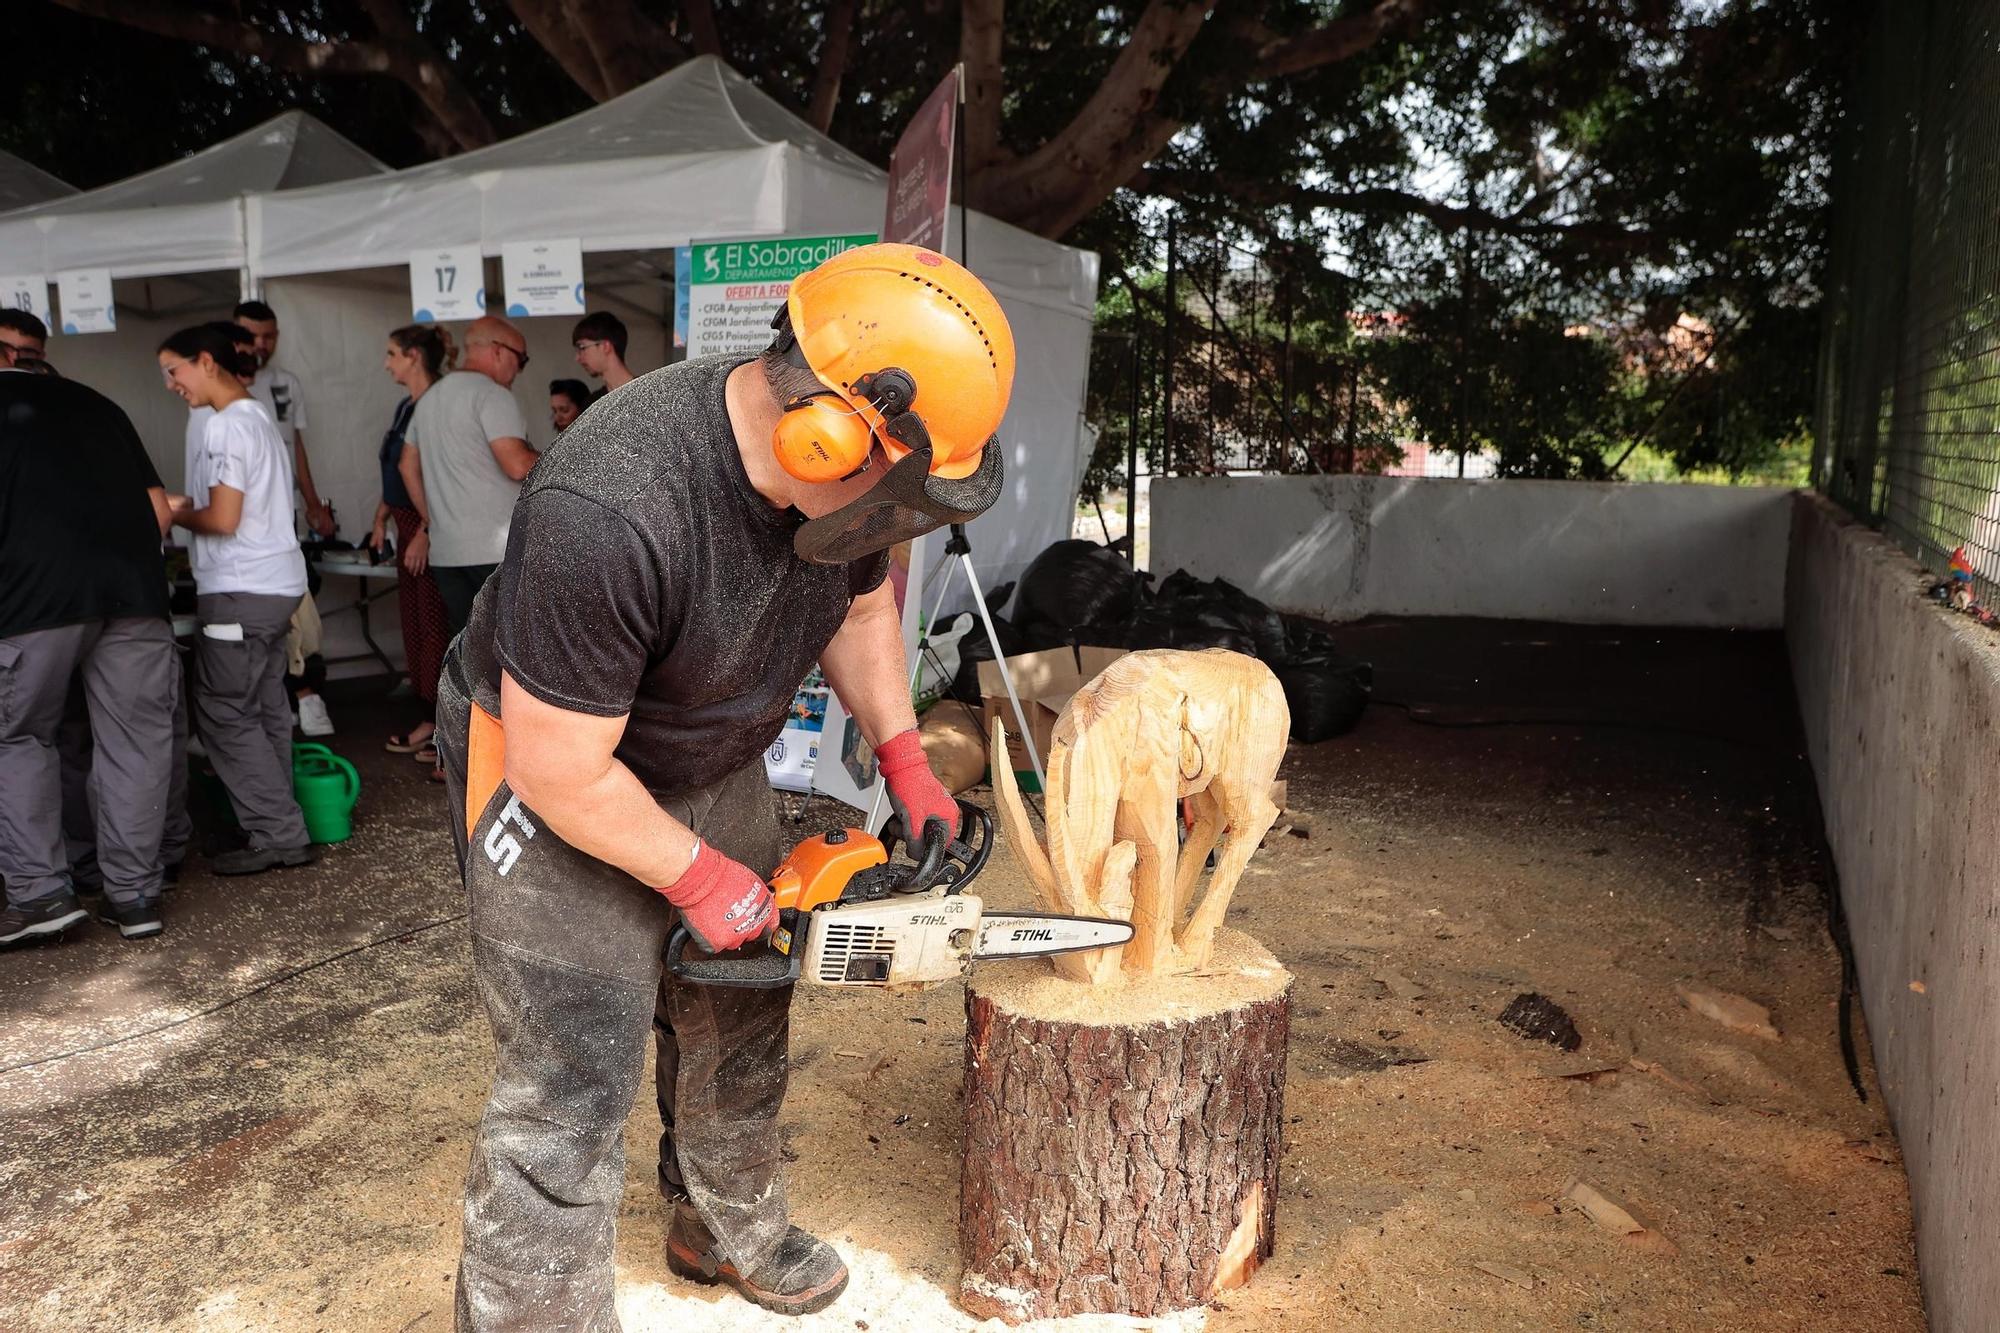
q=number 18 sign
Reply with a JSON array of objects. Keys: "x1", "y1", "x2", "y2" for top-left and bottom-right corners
[{"x1": 409, "y1": 246, "x2": 484, "y2": 323}]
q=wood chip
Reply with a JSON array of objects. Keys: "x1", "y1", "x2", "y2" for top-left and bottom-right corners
[
  {"x1": 1513, "y1": 1200, "x2": 1561, "y2": 1218},
  {"x1": 833, "y1": 1050, "x2": 867, "y2": 1059},
  {"x1": 1473, "y1": 1260, "x2": 1534, "y2": 1289},
  {"x1": 1759, "y1": 924, "x2": 1796, "y2": 942},
  {"x1": 1544, "y1": 1064, "x2": 1622, "y2": 1084},
  {"x1": 1909, "y1": 980, "x2": 1928, "y2": 994},
  {"x1": 1845, "y1": 1139, "x2": 1899, "y2": 1165},
  {"x1": 1563, "y1": 1179, "x2": 1682, "y2": 1255},
  {"x1": 1628, "y1": 1058, "x2": 1716, "y2": 1103},
  {"x1": 1563, "y1": 1179, "x2": 1650, "y2": 1236},
  {"x1": 1675, "y1": 983, "x2": 1781, "y2": 1042}
]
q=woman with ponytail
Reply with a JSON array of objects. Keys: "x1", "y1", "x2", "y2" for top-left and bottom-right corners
[
  {"x1": 159, "y1": 323, "x2": 317, "y2": 874},
  {"x1": 370, "y1": 323, "x2": 454, "y2": 772}
]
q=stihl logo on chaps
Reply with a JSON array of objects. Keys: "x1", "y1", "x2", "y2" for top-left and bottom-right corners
[{"x1": 484, "y1": 794, "x2": 537, "y2": 876}]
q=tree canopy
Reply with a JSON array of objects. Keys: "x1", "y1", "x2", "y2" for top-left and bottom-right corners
[{"x1": 11, "y1": 0, "x2": 1849, "y2": 479}]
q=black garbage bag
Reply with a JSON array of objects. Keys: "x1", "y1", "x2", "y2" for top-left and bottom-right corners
[
  {"x1": 1277, "y1": 659, "x2": 1372, "y2": 743},
  {"x1": 1013, "y1": 540, "x2": 1141, "y2": 642},
  {"x1": 1141, "y1": 569, "x2": 1288, "y2": 662},
  {"x1": 1121, "y1": 601, "x2": 1259, "y2": 655},
  {"x1": 947, "y1": 611, "x2": 1027, "y2": 705}
]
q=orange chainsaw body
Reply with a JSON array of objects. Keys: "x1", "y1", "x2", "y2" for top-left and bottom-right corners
[{"x1": 769, "y1": 829, "x2": 888, "y2": 914}]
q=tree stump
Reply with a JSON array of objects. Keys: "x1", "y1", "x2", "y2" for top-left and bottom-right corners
[{"x1": 958, "y1": 928, "x2": 1293, "y2": 1322}]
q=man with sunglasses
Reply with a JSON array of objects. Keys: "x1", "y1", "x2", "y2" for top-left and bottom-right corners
[{"x1": 398, "y1": 315, "x2": 539, "y2": 636}]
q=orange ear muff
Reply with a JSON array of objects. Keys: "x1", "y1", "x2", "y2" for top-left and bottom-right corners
[{"x1": 773, "y1": 394, "x2": 875, "y2": 483}]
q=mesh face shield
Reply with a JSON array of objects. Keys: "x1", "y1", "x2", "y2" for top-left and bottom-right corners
[{"x1": 793, "y1": 413, "x2": 1003, "y2": 564}]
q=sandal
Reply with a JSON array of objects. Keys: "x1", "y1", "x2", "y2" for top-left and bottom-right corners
[
  {"x1": 427, "y1": 766, "x2": 446, "y2": 784},
  {"x1": 386, "y1": 727, "x2": 435, "y2": 754},
  {"x1": 413, "y1": 743, "x2": 439, "y2": 766}
]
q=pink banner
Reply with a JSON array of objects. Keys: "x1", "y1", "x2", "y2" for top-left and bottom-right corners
[{"x1": 883, "y1": 67, "x2": 959, "y2": 251}]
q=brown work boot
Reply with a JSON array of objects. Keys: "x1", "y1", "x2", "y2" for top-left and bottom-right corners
[{"x1": 663, "y1": 1203, "x2": 849, "y2": 1316}]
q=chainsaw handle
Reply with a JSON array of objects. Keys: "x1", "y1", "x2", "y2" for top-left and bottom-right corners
[
  {"x1": 878, "y1": 797, "x2": 993, "y2": 894},
  {"x1": 664, "y1": 910, "x2": 803, "y2": 989}
]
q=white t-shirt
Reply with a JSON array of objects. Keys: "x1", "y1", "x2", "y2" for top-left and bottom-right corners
[
  {"x1": 187, "y1": 399, "x2": 307, "y2": 598},
  {"x1": 184, "y1": 407, "x2": 211, "y2": 489},
  {"x1": 250, "y1": 366, "x2": 308, "y2": 435},
  {"x1": 407, "y1": 371, "x2": 531, "y2": 567}
]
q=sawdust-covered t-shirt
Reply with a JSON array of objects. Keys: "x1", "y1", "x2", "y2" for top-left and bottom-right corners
[{"x1": 448, "y1": 354, "x2": 888, "y2": 797}]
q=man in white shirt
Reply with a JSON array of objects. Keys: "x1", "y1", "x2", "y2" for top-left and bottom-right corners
[
  {"x1": 400, "y1": 315, "x2": 539, "y2": 635},
  {"x1": 235, "y1": 301, "x2": 336, "y2": 737},
  {"x1": 235, "y1": 300, "x2": 335, "y2": 539}
]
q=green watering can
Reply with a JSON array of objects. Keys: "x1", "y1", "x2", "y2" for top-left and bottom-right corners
[{"x1": 292, "y1": 742, "x2": 361, "y2": 844}]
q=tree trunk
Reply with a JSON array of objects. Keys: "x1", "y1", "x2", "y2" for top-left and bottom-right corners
[{"x1": 958, "y1": 929, "x2": 1293, "y2": 1322}]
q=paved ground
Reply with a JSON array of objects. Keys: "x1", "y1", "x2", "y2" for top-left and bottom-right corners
[{"x1": 0, "y1": 620, "x2": 1924, "y2": 1331}]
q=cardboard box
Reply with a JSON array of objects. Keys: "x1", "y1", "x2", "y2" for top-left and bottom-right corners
[{"x1": 978, "y1": 646, "x2": 1128, "y2": 787}]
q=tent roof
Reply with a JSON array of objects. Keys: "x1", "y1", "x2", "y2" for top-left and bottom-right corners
[
  {"x1": 0, "y1": 152, "x2": 74, "y2": 213},
  {"x1": 435, "y1": 55, "x2": 876, "y2": 176},
  {"x1": 5, "y1": 110, "x2": 385, "y2": 220},
  {"x1": 0, "y1": 110, "x2": 387, "y2": 279},
  {"x1": 248, "y1": 57, "x2": 1097, "y2": 318}
]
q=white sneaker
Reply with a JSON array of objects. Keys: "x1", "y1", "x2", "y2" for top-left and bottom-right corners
[{"x1": 297, "y1": 694, "x2": 335, "y2": 737}]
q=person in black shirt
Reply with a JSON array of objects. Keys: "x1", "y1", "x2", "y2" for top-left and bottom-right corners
[
  {"x1": 439, "y1": 244, "x2": 1015, "y2": 1326},
  {"x1": 0, "y1": 345, "x2": 179, "y2": 944}
]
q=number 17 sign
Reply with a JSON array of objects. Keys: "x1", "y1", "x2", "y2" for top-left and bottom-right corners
[{"x1": 409, "y1": 246, "x2": 484, "y2": 323}]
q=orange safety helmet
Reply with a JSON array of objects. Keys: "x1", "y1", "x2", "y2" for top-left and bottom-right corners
[{"x1": 772, "y1": 243, "x2": 1015, "y2": 483}]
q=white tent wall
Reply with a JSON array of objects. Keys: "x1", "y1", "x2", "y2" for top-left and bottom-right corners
[
  {"x1": 257, "y1": 264, "x2": 671, "y2": 678},
  {"x1": 53, "y1": 277, "x2": 237, "y2": 486}
]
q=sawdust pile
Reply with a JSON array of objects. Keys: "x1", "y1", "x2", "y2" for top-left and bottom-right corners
[{"x1": 0, "y1": 691, "x2": 1924, "y2": 1332}]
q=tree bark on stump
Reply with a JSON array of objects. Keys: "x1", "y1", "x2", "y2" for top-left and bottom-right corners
[{"x1": 958, "y1": 929, "x2": 1293, "y2": 1322}]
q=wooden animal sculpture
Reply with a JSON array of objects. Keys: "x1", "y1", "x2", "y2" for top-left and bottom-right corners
[{"x1": 992, "y1": 648, "x2": 1290, "y2": 982}]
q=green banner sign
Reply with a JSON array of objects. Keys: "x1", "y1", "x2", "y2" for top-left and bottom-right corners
[{"x1": 689, "y1": 233, "x2": 877, "y2": 286}]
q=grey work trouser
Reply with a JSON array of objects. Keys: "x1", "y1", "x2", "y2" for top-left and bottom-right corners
[
  {"x1": 194, "y1": 591, "x2": 308, "y2": 849},
  {"x1": 437, "y1": 670, "x2": 795, "y2": 1333},
  {"x1": 0, "y1": 618, "x2": 176, "y2": 910},
  {"x1": 60, "y1": 649, "x2": 191, "y2": 885}
]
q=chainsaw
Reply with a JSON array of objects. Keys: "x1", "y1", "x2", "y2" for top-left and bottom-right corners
[{"x1": 665, "y1": 799, "x2": 1132, "y2": 989}]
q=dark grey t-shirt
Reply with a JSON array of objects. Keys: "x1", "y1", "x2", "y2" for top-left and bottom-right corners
[{"x1": 446, "y1": 355, "x2": 888, "y2": 797}]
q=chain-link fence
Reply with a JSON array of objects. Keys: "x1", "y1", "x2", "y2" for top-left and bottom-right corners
[
  {"x1": 1085, "y1": 221, "x2": 1402, "y2": 500},
  {"x1": 1816, "y1": 0, "x2": 2000, "y2": 599}
]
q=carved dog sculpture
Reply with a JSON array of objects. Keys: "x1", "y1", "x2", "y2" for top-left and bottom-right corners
[{"x1": 993, "y1": 648, "x2": 1290, "y2": 983}]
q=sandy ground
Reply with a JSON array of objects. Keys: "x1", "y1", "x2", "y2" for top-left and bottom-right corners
[{"x1": 0, "y1": 620, "x2": 1923, "y2": 1332}]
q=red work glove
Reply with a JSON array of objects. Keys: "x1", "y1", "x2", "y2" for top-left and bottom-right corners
[
  {"x1": 876, "y1": 728, "x2": 958, "y2": 845},
  {"x1": 660, "y1": 840, "x2": 775, "y2": 954}
]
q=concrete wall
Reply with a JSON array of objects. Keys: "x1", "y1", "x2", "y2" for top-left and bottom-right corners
[
  {"x1": 1787, "y1": 492, "x2": 2000, "y2": 1331},
  {"x1": 1150, "y1": 475, "x2": 1793, "y2": 627}
]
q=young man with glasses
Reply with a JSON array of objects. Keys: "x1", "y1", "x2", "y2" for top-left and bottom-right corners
[
  {"x1": 571, "y1": 310, "x2": 635, "y2": 395},
  {"x1": 0, "y1": 309, "x2": 49, "y2": 371},
  {"x1": 398, "y1": 316, "x2": 539, "y2": 636}
]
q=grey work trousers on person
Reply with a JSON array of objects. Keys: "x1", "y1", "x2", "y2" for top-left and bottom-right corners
[
  {"x1": 60, "y1": 648, "x2": 191, "y2": 884},
  {"x1": 0, "y1": 618, "x2": 176, "y2": 910},
  {"x1": 194, "y1": 592, "x2": 309, "y2": 850},
  {"x1": 437, "y1": 668, "x2": 796, "y2": 1333},
  {"x1": 433, "y1": 564, "x2": 497, "y2": 640}
]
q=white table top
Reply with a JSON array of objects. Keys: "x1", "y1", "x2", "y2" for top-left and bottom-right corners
[{"x1": 312, "y1": 556, "x2": 401, "y2": 581}]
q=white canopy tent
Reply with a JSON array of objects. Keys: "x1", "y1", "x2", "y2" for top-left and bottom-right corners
[
  {"x1": 0, "y1": 151, "x2": 74, "y2": 213},
  {"x1": 0, "y1": 112, "x2": 388, "y2": 475},
  {"x1": 0, "y1": 111, "x2": 387, "y2": 279},
  {"x1": 248, "y1": 57, "x2": 1099, "y2": 602}
]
